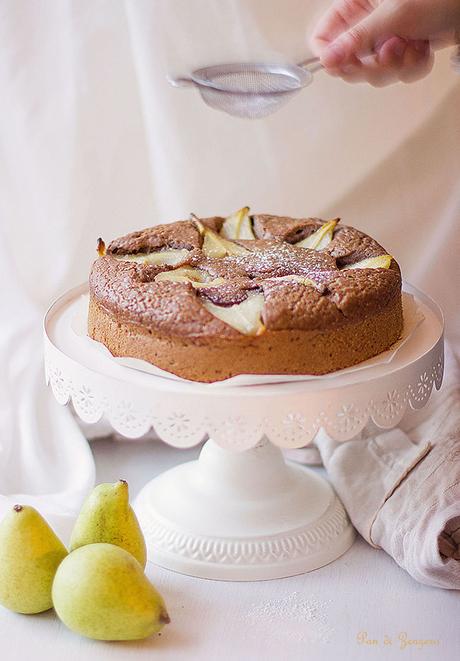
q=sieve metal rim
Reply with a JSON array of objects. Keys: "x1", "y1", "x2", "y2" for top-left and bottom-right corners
[{"x1": 190, "y1": 62, "x2": 311, "y2": 96}]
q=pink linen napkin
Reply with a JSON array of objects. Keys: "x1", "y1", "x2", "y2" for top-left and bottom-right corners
[{"x1": 313, "y1": 344, "x2": 460, "y2": 589}]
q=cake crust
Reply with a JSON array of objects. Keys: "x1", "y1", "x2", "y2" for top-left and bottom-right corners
[{"x1": 88, "y1": 214, "x2": 403, "y2": 382}]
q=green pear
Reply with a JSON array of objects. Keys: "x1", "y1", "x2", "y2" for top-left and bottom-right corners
[
  {"x1": 70, "y1": 480, "x2": 147, "y2": 568},
  {"x1": 0, "y1": 504, "x2": 68, "y2": 614},
  {"x1": 52, "y1": 543, "x2": 170, "y2": 640}
]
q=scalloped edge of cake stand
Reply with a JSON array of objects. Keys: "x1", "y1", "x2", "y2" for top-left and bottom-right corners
[{"x1": 43, "y1": 282, "x2": 444, "y2": 447}]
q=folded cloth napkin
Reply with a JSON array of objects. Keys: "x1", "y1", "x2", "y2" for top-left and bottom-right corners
[{"x1": 314, "y1": 343, "x2": 460, "y2": 590}]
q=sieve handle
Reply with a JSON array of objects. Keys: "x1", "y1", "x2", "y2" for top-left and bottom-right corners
[
  {"x1": 298, "y1": 57, "x2": 324, "y2": 74},
  {"x1": 302, "y1": 46, "x2": 460, "y2": 74},
  {"x1": 167, "y1": 76, "x2": 196, "y2": 88}
]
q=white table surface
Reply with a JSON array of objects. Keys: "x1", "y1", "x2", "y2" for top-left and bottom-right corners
[{"x1": 1, "y1": 438, "x2": 459, "y2": 661}]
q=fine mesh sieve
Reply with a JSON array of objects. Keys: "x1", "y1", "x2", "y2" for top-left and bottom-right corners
[{"x1": 169, "y1": 58, "x2": 323, "y2": 119}]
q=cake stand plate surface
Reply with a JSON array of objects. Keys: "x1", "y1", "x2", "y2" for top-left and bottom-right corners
[{"x1": 44, "y1": 283, "x2": 444, "y2": 580}]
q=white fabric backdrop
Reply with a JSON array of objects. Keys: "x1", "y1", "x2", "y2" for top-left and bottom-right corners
[{"x1": 0, "y1": 0, "x2": 459, "y2": 531}]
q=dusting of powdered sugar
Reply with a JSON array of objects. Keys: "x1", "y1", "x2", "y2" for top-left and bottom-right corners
[
  {"x1": 245, "y1": 592, "x2": 334, "y2": 645},
  {"x1": 226, "y1": 242, "x2": 336, "y2": 280}
]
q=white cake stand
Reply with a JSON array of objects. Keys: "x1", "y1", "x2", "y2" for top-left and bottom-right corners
[{"x1": 44, "y1": 283, "x2": 444, "y2": 580}]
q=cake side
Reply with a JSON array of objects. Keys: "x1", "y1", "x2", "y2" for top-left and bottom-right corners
[{"x1": 88, "y1": 293, "x2": 403, "y2": 382}]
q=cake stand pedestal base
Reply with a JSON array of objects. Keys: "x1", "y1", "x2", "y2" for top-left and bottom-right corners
[{"x1": 134, "y1": 439, "x2": 355, "y2": 581}]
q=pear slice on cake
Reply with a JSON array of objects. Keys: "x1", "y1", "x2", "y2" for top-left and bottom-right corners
[
  {"x1": 220, "y1": 207, "x2": 255, "y2": 240},
  {"x1": 193, "y1": 279, "x2": 227, "y2": 289},
  {"x1": 296, "y1": 219, "x2": 338, "y2": 250},
  {"x1": 116, "y1": 249, "x2": 190, "y2": 266},
  {"x1": 155, "y1": 267, "x2": 226, "y2": 288},
  {"x1": 155, "y1": 266, "x2": 204, "y2": 284},
  {"x1": 267, "y1": 274, "x2": 317, "y2": 287},
  {"x1": 202, "y1": 230, "x2": 230, "y2": 258},
  {"x1": 193, "y1": 216, "x2": 250, "y2": 258},
  {"x1": 203, "y1": 228, "x2": 249, "y2": 258},
  {"x1": 96, "y1": 238, "x2": 106, "y2": 257},
  {"x1": 341, "y1": 254, "x2": 392, "y2": 270},
  {"x1": 204, "y1": 293, "x2": 265, "y2": 335}
]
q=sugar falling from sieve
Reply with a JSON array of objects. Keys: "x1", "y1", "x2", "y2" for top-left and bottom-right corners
[{"x1": 168, "y1": 58, "x2": 323, "y2": 119}]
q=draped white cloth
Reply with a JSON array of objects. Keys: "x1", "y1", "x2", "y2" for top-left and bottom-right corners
[{"x1": 0, "y1": 1, "x2": 459, "y2": 546}]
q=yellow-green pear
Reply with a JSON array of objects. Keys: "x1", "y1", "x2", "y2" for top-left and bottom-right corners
[
  {"x1": 0, "y1": 505, "x2": 68, "y2": 614},
  {"x1": 52, "y1": 543, "x2": 170, "y2": 640},
  {"x1": 70, "y1": 480, "x2": 147, "y2": 567}
]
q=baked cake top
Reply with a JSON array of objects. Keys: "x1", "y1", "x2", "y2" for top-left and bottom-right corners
[{"x1": 90, "y1": 210, "x2": 401, "y2": 338}]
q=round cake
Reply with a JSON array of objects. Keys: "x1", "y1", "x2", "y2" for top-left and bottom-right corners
[{"x1": 88, "y1": 210, "x2": 403, "y2": 382}]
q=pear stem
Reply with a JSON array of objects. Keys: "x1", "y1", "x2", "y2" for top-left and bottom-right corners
[{"x1": 159, "y1": 611, "x2": 171, "y2": 624}]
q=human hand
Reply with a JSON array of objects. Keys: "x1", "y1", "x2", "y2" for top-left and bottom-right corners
[{"x1": 310, "y1": 0, "x2": 460, "y2": 86}]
